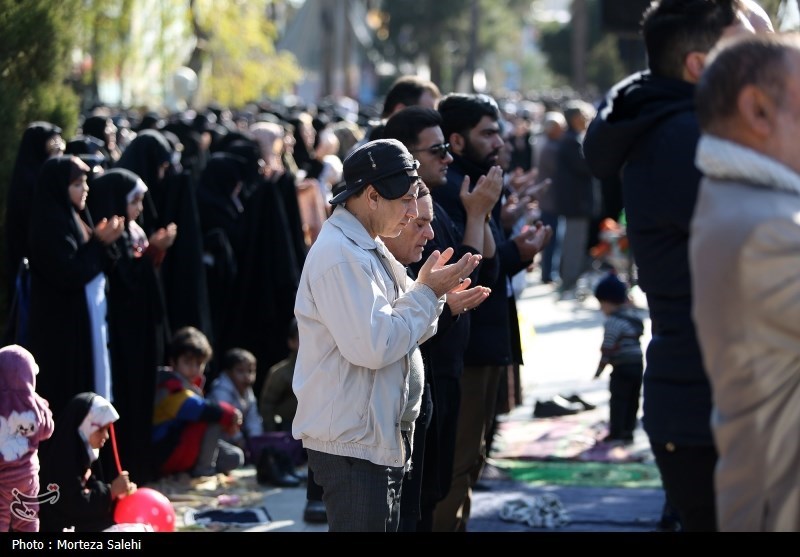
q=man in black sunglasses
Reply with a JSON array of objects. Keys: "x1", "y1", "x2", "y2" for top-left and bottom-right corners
[{"x1": 383, "y1": 106, "x2": 499, "y2": 531}]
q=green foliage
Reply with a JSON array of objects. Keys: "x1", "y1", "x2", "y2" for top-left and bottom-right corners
[
  {"x1": 78, "y1": 0, "x2": 135, "y2": 93},
  {"x1": 376, "y1": 0, "x2": 554, "y2": 93},
  {"x1": 538, "y1": 20, "x2": 571, "y2": 84},
  {"x1": 537, "y1": 0, "x2": 627, "y2": 94},
  {"x1": 0, "y1": 0, "x2": 83, "y2": 323},
  {"x1": 586, "y1": 35, "x2": 626, "y2": 95},
  {"x1": 194, "y1": 0, "x2": 301, "y2": 106}
]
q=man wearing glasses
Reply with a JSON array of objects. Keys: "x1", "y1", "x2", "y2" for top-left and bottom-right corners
[
  {"x1": 383, "y1": 106, "x2": 499, "y2": 531},
  {"x1": 292, "y1": 138, "x2": 482, "y2": 531}
]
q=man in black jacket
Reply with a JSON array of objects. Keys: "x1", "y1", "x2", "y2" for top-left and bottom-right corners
[
  {"x1": 383, "y1": 106, "x2": 497, "y2": 531},
  {"x1": 431, "y1": 93, "x2": 551, "y2": 531},
  {"x1": 582, "y1": 0, "x2": 768, "y2": 532}
]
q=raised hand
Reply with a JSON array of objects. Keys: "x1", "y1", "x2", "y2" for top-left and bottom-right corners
[
  {"x1": 512, "y1": 220, "x2": 554, "y2": 261},
  {"x1": 149, "y1": 223, "x2": 178, "y2": 251},
  {"x1": 94, "y1": 216, "x2": 125, "y2": 245},
  {"x1": 416, "y1": 246, "x2": 482, "y2": 298},
  {"x1": 460, "y1": 166, "x2": 504, "y2": 219},
  {"x1": 446, "y1": 285, "x2": 492, "y2": 314}
]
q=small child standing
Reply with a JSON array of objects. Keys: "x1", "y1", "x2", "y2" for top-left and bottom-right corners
[
  {"x1": 0, "y1": 345, "x2": 54, "y2": 532},
  {"x1": 152, "y1": 326, "x2": 244, "y2": 479},
  {"x1": 593, "y1": 273, "x2": 645, "y2": 445}
]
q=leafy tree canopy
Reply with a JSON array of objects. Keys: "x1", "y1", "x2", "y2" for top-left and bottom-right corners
[{"x1": 192, "y1": 0, "x2": 301, "y2": 106}]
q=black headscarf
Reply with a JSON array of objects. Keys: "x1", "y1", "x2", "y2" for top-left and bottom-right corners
[
  {"x1": 5, "y1": 122, "x2": 63, "y2": 291},
  {"x1": 29, "y1": 155, "x2": 94, "y2": 250},
  {"x1": 86, "y1": 168, "x2": 141, "y2": 224},
  {"x1": 114, "y1": 129, "x2": 173, "y2": 234},
  {"x1": 197, "y1": 152, "x2": 245, "y2": 235},
  {"x1": 81, "y1": 116, "x2": 111, "y2": 147}
]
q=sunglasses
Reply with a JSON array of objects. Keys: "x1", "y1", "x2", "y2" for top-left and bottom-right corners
[
  {"x1": 403, "y1": 174, "x2": 423, "y2": 188},
  {"x1": 411, "y1": 142, "x2": 450, "y2": 160}
]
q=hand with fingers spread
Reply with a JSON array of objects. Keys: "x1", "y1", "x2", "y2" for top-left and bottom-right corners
[{"x1": 416, "y1": 246, "x2": 482, "y2": 298}]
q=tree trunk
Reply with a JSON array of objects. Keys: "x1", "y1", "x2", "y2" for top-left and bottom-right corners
[
  {"x1": 571, "y1": 0, "x2": 588, "y2": 93},
  {"x1": 187, "y1": 0, "x2": 209, "y2": 77}
]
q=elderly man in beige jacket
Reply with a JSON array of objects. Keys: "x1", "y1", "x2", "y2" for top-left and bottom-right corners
[
  {"x1": 293, "y1": 138, "x2": 481, "y2": 532},
  {"x1": 690, "y1": 32, "x2": 800, "y2": 532}
]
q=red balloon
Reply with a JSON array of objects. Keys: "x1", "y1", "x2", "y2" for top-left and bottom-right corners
[{"x1": 114, "y1": 487, "x2": 176, "y2": 532}]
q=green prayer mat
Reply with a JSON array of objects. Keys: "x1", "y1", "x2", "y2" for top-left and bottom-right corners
[{"x1": 492, "y1": 459, "x2": 662, "y2": 489}]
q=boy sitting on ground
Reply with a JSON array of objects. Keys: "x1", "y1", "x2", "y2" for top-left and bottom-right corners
[{"x1": 152, "y1": 326, "x2": 244, "y2": 479}]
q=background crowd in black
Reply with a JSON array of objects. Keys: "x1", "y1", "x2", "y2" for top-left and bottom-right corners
[{"x1": 2, "y1": 88, "x2": 613, "y2": 488}]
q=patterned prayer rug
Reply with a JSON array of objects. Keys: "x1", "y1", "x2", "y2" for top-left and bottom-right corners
[{"x1": 491, "y1": 408, "x2": 652, "y2": 463}]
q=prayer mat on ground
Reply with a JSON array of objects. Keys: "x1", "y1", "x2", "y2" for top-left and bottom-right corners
[
  {"x1": 491, "y1": 410, "x2": 651, "y2": 463},
  {"x1": 183, "y1": 506, "x2": 272, "y2": 529},
  {"x1": 470, "y1": 481, "x2": 665, "y2": 532},
  {"x1": 490, "y1": 459, "x2": 662, "y2": 489}
]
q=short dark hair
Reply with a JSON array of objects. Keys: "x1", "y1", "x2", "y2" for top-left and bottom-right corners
[
  {"x1": 697, "y1": 33, "x2": 796, "y2": 132},
  {"x1": 563, "y1": 100, "x2": 595, "y2": 131},
  {"x1": 221, "y1": 347, "x2": 257, "y2": 372},
  {"x1": 168, "y1": 326, "x2": 213, "y2": 364},
  {"x1": 383, "y1": 106, "x2": 443, "y2": 150},
  {"x1": 642, "y1": 0, "x2": 741, "y2": 79},
  {"x1": 418, "y1": 182, "x2": 431, "y2": 199},
  {"x1": 382, "y1": 76, "x2": 441, "y2": 118},
  {"x1": 438, "y1": 93, "x2": 500, "y2": 140}
]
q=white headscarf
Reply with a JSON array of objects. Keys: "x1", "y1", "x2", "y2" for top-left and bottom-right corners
[
  {"x1": 125, "y1": 177, "x2": 148, "y2": 205},
  {"x1": 78, "y1": 395, "x2": 119, "y2": 463}
]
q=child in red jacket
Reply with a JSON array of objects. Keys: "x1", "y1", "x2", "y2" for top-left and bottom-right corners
[{"x1": 152, "y1": 326, "x2": 243, "y2": 478}]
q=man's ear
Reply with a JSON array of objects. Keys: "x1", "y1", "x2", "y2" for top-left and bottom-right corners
[
  {"x1": 738, "y1": 84, "x2": 774, "y2": 137},
  {"x1": 684, "y1": 52, "x2": 707, "y2": 83},
  {"x1": 366, "y1": 185, "x2": 381, "y2": 207},
  {"x1": 449, "y1": 132, "x2": 465, "y2": 155}
]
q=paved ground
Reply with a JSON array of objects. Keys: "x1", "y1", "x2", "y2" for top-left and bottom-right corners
[{"x1": 154, "y1": 269, "x2": 665, "y2": 533}]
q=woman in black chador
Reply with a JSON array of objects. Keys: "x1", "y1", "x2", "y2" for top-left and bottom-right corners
[
  {"x1": 87, "y1": 168, "x2": 175, "y2": 484},
  {"x1": 26, "y1": 156, "x2": 123, "y2": 420}
]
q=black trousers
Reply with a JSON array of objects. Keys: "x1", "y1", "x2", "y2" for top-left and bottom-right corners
[
  {"x1": 608, "y1": 362, "x2": 643, "y2": 439},
  {"x1": 650, "y1": 442, "x2": 718, "y2": 532},
  {"x1": 307, "y1": 443, "x2": 406, "y2": 532}
]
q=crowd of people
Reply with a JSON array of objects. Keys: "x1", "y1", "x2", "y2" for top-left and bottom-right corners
[{"x1": 0, "y1": 0, "x2": 797, "y2": 533}]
